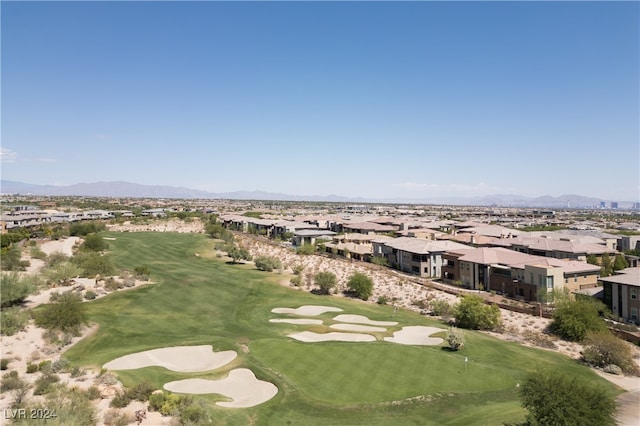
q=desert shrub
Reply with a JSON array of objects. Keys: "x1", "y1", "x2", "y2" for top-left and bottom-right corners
[
  {"x1": 38, "y1": 360, "x2": 52, "y2": 372},
  {"x1": 110, "y1": 390, "x2": 132, "y2": 408},
  {"x1": 582, "y1": 331, "x2": 640, "y2": 376},
  {"x1": 123, "y1": 277, "x2": 135, "y2": 287},
  {"x1": 72, "y1": 252, "x2": 115, "y2": 277},
  {"x1": 292, "y1": 264, "x2": 304, "y2": 275},
  {"x1": 45, "y1": 261, "x2": 82, "y2": 284},
  {"x1": 429, "y1": 299, "x2": 452, "y2": 317},
  {"x1": 370, "y1": 256, "x2": 389, "y2": 267},
  {"x1": 46, "y1": 251, "x2": 69, "y2": 267},
  {"x1": 290, "y1": 275, "x2": 303, "y2": 287},
  {"x1": 134, "y1": 265, "x2": 150, "y2": 279},
  {"x1": 156, "y1": 392, "x2": 193, "y2": 416},
  {"x1": 519, "y1": 369, "x2": 616, "y2": 426},
  {"x1": 1, "y1": 272, "x2": 35, "y2": 307},
  {"x1": 69, "y1": 221, "x2": 106, "y2": 236},
  {"x1": 296, "y1": 243, "x2": 316, "y2": 255},
  {"x1": 346, "y1": 272, "x2": 374, "y2": 301},
  {"x1": 227, "y1": 246, "x2": 252, "y2": 263},
  {"x1": 446, "y1": 326, "x2": 465, "y2": 351},
  {"x1": 103, "y1": 409, "x2": 134, "y2": 426},
  {"x1": 105, "y1": 277, "x2": 124, "y2": 291},
  {"x1": 35, "y1": 292, "x2": 87, "y2": 333},
  {"x1": 377, "y1": 295, "x2": 389, "y2": 305},
  {"x1": 521, "y1": 330, "x2": 557, "y2": 349},
  {"x1": 126, "y1": 381, "x2": 155, "y2": 401},
  {"x1": 0, "y1": 306, "x2": 30, "y2": 336},
  {"x1": 454, "y1": 295, "x2": 501, "y2": 330},
  {"x1": 14, "y1": 383, "x2": 97, "y2": 426},
  {"x1": 80, "y1": 233, "x2": 109, "y2": 252},
  {"x1": 180, "y1": 404, "x2": 208, "y2": 425},
  {"x1": 25, "y1": 363, "x2": 39, "y2": 374},
  {"x1": 550, "y1": 297, "x2": 608, "y2": 341},
  {"x1": 1, "y1": 244, "x2": 30, "y2": 271},
  {"x1": 148, "y1": 391, "x2": 167, "y2": 411},
  {"x1": 33, "y1": 372, "x2": 60, "y2": 395},
  {"x1": 1, "y1": 358, "x2": 10, "y2": 370},
  {"x1": 254, "y1": 256, "x2": 282, "y2": 272},
  {"x1": 70, "y1": 366, "x2": 84, "y2": 378},
  {"x1": 1, "y1": 371, "x2": 23, "y2": 392},
  {"x1": 30, "y1": 246, "x2": 47, "y2": 260},
  {"x1": 314, "y1": 271, "x2": 337, "y2": 294},
  {"x1": 84, "y1": 290, "x2": 97, "y2": 300},
  {"x1": 51, "y1": 358, "x2": 70, "y2": 373},
  {"x1": 86, "y1": 385, "x2": 102, "y2": 400}
]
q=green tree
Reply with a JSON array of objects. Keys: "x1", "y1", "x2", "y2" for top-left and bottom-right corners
[
  {"x1": 550, "y1": 297, "x2": 607, "y2": 341},
  {"x1": 1, "y1": 244, "x2": 30, "y2": 271},
  {"x1": 36, "y1": 292, "x2": 88, "y2": 333},
  {"x1": 227, "y1": 246, "x2": 252, "y2": 263},
  {"x1": 519, "y1": 369, "x2": 616, "y2": 426},
  {"x1": 586, "y1": 254, "x2": 599, "y2": 266},
  {"x1": 600, "y1": 253, "x2": 613, "y2": 277},
  {"x1": 0, "y1": 272, "x2": 35, "y2": 307},
  {"x1": 314, "y1": 271, "x2": 337, "y2": 294},
  {"x1": 454, "y1": 295, "x2": 501, "y2": 330},
  {"x1": 346, "y1": 272, "x2": 374, "y2": 301},
  {"x1": 81, "y1": 233, "x2": 108, "y2": 251},
  {"x1": 205, "y1": 223, "x2": 234, "y2": 243},
  {"x1": 613, "y1": 254, "x2": 629, "y2": 272}
]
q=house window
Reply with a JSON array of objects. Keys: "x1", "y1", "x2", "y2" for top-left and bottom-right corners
[
  {"x1": 547, "y1": 276, "x2": 554, "y2": 289},
  {"x1": 574, "y1": 274, "x2": 578, "y2": 283},
  {"x1": 632, "y1": 289, "x2": 637, "y2": 300},
  {"x1": 632, "y1": 308, "x2": 638, "y2": 321}
]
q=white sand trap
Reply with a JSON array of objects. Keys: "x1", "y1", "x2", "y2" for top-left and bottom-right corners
[
  {"x1": 269, "y1": 319, "x2": 323, "y2": 325},
  {"x1": 333, "y1": 314, "x2": 398, "y2": 326},
  {"x1": 384, "y1": 326, "x2": 444, "y2": 346},
  {"x1": 103, "y1": 345, "x2": 237, "y2": 372},
  {"x1": 272, "y1": 305, "x2": 343, "y2": 316},
  {"x1": 330, "y1": 324, "x2": 387, "y2": 332},
  {"x1": 163, "y1": 368, "x2": 278, "y2": 408},
  {"x1": 288, "y1": 331, "x2": 376, "y2": 343}
]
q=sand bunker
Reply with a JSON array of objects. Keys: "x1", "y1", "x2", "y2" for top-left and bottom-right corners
[
  {"x1": 384, "y1": 326, "x2": 444, "y2": 346},
  {"x1": 103, "y1": 345, "x2": 237, "y2": 372},
  {"x1": 288, "y1": 331, "x2": 376, "y2": 343},
  {"x1": 163, "y1": 368, "x2": 277, "y2": 408},
  {"x1": 333, "y1": 314, "x2": 398, "y2": 326},
  {"x1": 269, "y1": 319, "x2": 323, "y2": 325},
  {"x1": 272, "y1": 305, "x2": 343, "y2": 316},
  {"x1": 330, "y1": 324, "x2": 387, "y2": 332}
]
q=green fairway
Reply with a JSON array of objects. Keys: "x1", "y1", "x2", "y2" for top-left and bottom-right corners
[{"x1": 63, "y1": 232, "x2": 620, "y2": 425}]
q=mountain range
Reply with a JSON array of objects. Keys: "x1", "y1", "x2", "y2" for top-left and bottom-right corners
[{"x1": 0, "y1": 179, "x2": 622, "y2": 208}]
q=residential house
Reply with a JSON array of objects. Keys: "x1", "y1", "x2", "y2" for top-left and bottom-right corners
[
  {"x1": 601, "y1": 267, "x2": 640, "y2": 324},
  {"x1": 442, "y1": 247, "x2": 601, "y2": 301},
  {"x1": 373, "y1": 237, "x2": 469, "y2": 278}
]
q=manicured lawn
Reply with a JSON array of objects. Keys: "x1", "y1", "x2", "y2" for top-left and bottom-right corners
[{"x1": 63, "y1": 232, "x2": 620, "y2": 425}]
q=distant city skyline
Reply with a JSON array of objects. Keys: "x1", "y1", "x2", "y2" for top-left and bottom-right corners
[{"x1": 2, "y1": 1, "x2": 639, "y2": 201}]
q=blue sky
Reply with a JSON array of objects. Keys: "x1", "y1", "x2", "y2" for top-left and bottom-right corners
[{"x1": 2, "y1": 1, "x2": 638, "y2": 201}]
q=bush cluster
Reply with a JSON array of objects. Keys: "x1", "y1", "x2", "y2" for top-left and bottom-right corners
[
  {"x1": 346, "y1": 272, "x2": 373, "y2": 301},
  {"x1": 454, "y1": 295, "x2": 501, "y2": 330},
  {"x1": 254, "y1": 256, "x2": 282, "y2": 272},
  {"x1": 582, "y1": 331, "x2": 640, "y2": 376}
]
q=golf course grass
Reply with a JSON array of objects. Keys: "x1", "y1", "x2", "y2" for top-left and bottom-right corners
[{"x1": 63, "y1": 232, "x2": 621, "y2": 424}]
